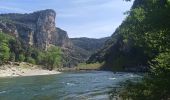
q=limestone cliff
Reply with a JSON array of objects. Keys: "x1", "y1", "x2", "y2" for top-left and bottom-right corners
[
  {"x1": 0, "y1": 9, "x2": 72, "y2": 50},
  {"x1": 0, "y1": 9, "x2": 108, "y2": 67},
  {"x1": 0, "y1": 9, "x2": 78, "y2": 67}
]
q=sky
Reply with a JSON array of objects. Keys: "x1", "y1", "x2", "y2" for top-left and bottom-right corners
[{"x1": 0, "y1": 0, "x2": 134, "y2": 38}]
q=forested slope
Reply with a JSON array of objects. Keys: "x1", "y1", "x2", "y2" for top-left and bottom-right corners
[
  {"x1": 88, "y1": 0, "x2": 170, "y2": 72},
  {"x1": 71, "y1": 37, "x2": 109, "y2": 55}
]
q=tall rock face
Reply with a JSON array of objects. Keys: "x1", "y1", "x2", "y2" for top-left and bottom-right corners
[
  {"x1": 0, "y1": 9, "x2": 72, "y2": 50},
  {"x1": 54, "y1": 28, "x2": 72, "y2": 48},
  {"x1": 0, "y1": 9, "x2": 113, "y2": 67},
  {"x1": 34, "y1": 9, "x2": 56, "y2": 49},
  {"x1": 0, "y1": 9, "x2": 81, "y2": 67}
]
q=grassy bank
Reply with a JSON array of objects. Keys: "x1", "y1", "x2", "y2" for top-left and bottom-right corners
[
  {"x1": 76, "y1": 62, "x2": 103, "y2": 70},
  {"x1": 57, "y1": 62, "x2": 103, "y2": 72}
]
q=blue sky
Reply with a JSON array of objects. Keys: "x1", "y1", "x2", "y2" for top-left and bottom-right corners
[{"x1": 0, "y1": 0, "x2": 133, "y2": 38}]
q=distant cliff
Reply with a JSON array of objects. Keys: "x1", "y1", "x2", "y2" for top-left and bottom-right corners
[
  {"x1": 0, "y1": 9, "x2": 113, "y2": 67},
  {"x1": 71, "y1": 37, "x2": 110, "y2": 55},
  {"x1": 0, "y1": 9, "x2": 72, "y2": 50},
  {"x1": 0, "y1": 9, "x2": 88, "y2": 67}
]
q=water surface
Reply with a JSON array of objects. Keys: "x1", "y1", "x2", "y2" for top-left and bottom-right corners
[{"x1": 0, "y1": 71, "x2": 141, "y2": 100}]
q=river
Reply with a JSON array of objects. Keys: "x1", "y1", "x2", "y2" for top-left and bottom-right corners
[{"x1": 0, "y1": 71, "x2": 141, "y2": 100}]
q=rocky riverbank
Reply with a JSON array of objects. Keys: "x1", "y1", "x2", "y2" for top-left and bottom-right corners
[{"x1": 0, "y1": 62, "x2": 61, "y2": 77}]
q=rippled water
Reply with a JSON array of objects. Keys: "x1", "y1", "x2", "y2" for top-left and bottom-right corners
[{"x1": 0, "y1": 71, "x2": 141, "y2": 100}]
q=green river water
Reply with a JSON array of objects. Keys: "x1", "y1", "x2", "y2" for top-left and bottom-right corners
[{"x1": 0, "y1": 71, "x2": 141, "y2": 100}]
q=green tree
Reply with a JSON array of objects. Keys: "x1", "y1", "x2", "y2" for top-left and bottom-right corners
[
  {"x1": 9, "y1": 52, "x2": 16, "y2": 62},
  {"x1": 118, "y1": 0, "x2": 170, "y2": 99},
  {"x1": 45, "y1": 46, "x2": 62, "y2": 70},
  {"x1": 26, "y1": 57, "x2": 36, "y2": 64},
  {"x1": 0, "y1": 33, "x2": 10, "y2": 64},
  {"x1": 18, "y1": 54, "x2": 25, "y2": 62},
  {"x1": 0, "y1": 42, "x2": 10, "y2": 64},
  {"x1": 36, "y1": 51, "x2": 46, "y2": 65},
  {"x1": 8, "y1": 39, "x2": 23, "y2": 61}
]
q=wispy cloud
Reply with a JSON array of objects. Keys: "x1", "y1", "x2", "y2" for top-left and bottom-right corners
[{"x1": 0, "y1": 6, "x2": 28, "y2": 13}]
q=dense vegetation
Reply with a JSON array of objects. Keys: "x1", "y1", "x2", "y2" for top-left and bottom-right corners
[
  {"x1": 88, "y1": 0, "x2": 170, "y2": 72},
  {"x1": 0, "y1": 32, "x2": 62, "y2": 70},
  {"x1": 0, "y1": 32, "x2": 12, "y2": 64},
  {"x1": 117, "y1": 0, "x2": 170, "y2": 99}
]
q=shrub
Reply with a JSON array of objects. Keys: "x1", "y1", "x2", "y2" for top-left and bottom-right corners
[
  {"x1": 26, "y1": 57, "x2": 36, "y2": 64},
  {"x1": 9, "y1": 52, "x2": 15, "y2": 62},
  {"x1": 18, "y1": 54, "x2": 25, "y2": 62}
]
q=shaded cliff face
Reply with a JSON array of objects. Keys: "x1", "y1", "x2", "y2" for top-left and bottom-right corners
[
  {"x1": 88, "y1": 33, "x2": 148, "y2": 71},
  {"x1": 0, "y1": 9, "x2": 72, "y2": 50},
  {"x1": 55, "y1": 28, "x2": 73, "y2": 48}
]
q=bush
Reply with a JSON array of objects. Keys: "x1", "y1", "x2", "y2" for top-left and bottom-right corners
[
  {"x1": 26, "y1": 57, "x2": 36, "y2": 64},
  {"x1": 0, "y1": 42, "x2": 10, "y2": 62},
  {"x1": 119, "y1": 51, "x2": 170, "y2": 100},
  {"x1": 9, "y1": 52, "x2": 15, "y2": 62},
  {"x1": 45, "y1": 46, "x2": 62, "y2": 70},
  {"x1": 151, "y1": 51, "x2": 170, "y2": 75},
  {"x1": 36, "y1": 51, "x2": 46, "y2": 65},
  {"x1": 0, "y1": 32, "x2": 10, "y2": 63},
  {"x1": 18, "y1": 54, "x2": 25, "y2": 62}
]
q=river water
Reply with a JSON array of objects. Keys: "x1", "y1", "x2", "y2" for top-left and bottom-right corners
[{"x1": 0, "y1": 71, "x2": 141, "y2": 100}]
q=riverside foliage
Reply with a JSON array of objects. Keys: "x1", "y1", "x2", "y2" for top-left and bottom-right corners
[
  {"x1": 119, "y1": 0, "x2": 170, "y2": 99},
  {"x1": 0, "y1": 32, "x2": 62, "y2": 70}
]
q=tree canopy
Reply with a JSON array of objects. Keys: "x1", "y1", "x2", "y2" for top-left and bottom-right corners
[{"x1": 119, "y1": 0, "x2": 170, "y2": 99}]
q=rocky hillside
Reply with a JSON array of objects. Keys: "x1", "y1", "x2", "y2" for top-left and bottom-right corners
[
  {"x1": 0, "y1": 9, "x2": 89, "y2": 67},
  {"x1": 71, "y1": 37, "x2": 110, "y2": 55},
  {"x1": 0, "y1": 9, "x2": 72, "y2": 50}
]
